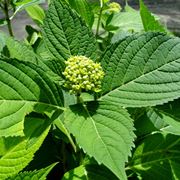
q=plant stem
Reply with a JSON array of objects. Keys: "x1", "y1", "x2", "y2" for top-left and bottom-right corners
[
  {"x1": 95, "y1": 0, "x2": 104, "y2": 37},
  {"x1": 3, "y1": 0, "x2": 14, "y2": 37}
]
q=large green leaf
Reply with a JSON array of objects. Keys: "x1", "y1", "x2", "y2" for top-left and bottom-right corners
[
  {"x1": 101, "y1": 32, "x2": 180, "y2": 107},
  {"x1": 110, "y1": 5, "x2": 143, "y2": 44},
  {"x1": 62, "y1": 164, "x2": 118, "y2": 180},
  {"x1": 64, "y1": 101, "x2": 135, "y2": 180},
  {"x1": 0, "y1": 33, "x2": 37, "y2": 63},
  {"x1": 7, "y1": 163, "x2": 57, "y2": 180},
  {"x1": 0, "y1": 101, "x2": 33, "y2": 137},
  {"x1": 0, "y1": 57, "x2": 63, "y2": 137},
  {"x1": 0, "y1": 33, "x2": 63, "y2": 82},
  {"x1": 140, "y1": 0, "x2": 167, "y2": 33},
  {"x1": 129, "y1": 133, "x2": 180, "y2": 180},
  {"x1": 0, "y1": 116, "x2": 50, "y2": 179},
  {"x1": 43, "y1": 0, "x2": 97, "y2": 62},
  {"x1": 109, "y1": 5, "x2": 143, "y2": 33}
]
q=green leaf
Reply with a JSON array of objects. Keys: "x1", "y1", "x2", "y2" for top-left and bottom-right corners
[
  {"x1": 62, "y1": 164, "x2": 118, "y2": 180},
  {"x1": 129, "y1": 133, "x2": 180, "y2": 180},
  {"x1": 111, "y1": 30, "x2": 131, "y2": 44},
  {"x1": 146, "y1": 109, "x2": 167, "y2": 130},
  {"x1": 26, "y1": 5, "x2": 45, "y2": 25},
  {"x1": 6, "y1": 163, "x2": 57, "y2": 180},
  {"x1": 43, "y1": 0, "x2": 97, "y2": 62},
  {"x1": 0, "y1": 57, "x2": 63, "y2": 137},
  {"x1": 64, "y1": 101, "x2": 135, "y2": 180},
  {"x1": 0, "y1": 116, "x2": 50, "y2": 179},
  {"x1": 0, "y1": 33, "x2": 37, "y2": 63},
  {"x1": 158, "y1": 98, "x2": 180, "y2": 120},
  {"x1": 170, "y1": 160, "x2": 180, "y2": 180},
  {"x1": 67, "y1": 0, "x2": 94, "y2": 27},
  {"x1": 15, "y1": 0, "x2": 44, "y2": 8},
  {"x1": 133, "y1": 108, "x2": 165, "y2": 137},
  {"x1": 160, "y1": 113, "x2": 180, "y2": 136},
  {"x1": 156, "y1": 100, "x2": 180, "y2": 135},
  {"x1": 135, "y1": 106, "x2": 180, "y2": 136},
  {"x1": 0, "y1": 101, "x2": 33, "y2": 137},
  {"x1": 143, "y1": 99, "x2": 180, "y2": 135},
  {"x1": 140, "y1": 0, "x2": 167, "y2": 33},
  {"x1": 12, "y1": 0, "x2": 45, "y2": 20},
  {"x1": 54, "y1": 118, "x2": 77, "y2": 152},
  {"x1": 101, "y1": 32, "x2": 180, "y2": 107},
  {"x1": 109, "y1": 5, "x2": 143, "y2": 33},
  {"x1": 1, "y1": 33, "x2": 63, "y2": 82}
]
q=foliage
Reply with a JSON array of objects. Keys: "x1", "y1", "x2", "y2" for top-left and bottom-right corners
[{"x1": 0, "y1": 0, "x2": 180, "y2": 179}]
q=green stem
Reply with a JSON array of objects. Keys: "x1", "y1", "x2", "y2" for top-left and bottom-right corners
[
  {"x1": 95, "y1": 0, "x2": 104, "y2": 37},
  {"x1": 3, "y1": 0, "x2": 14, "y2": 36}
]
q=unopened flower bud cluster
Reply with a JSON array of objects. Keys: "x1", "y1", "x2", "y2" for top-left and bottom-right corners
[
  {"x1": 108, "y1": 2, "x2": 121, "y2": 13},
  {"x1": 63, "y1": 56, "x2": 104, "y2": 94}
]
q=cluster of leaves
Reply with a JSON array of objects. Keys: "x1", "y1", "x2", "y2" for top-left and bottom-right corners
[{"x1": 0, "y1": 0, "x2": 180, "y2": 179}]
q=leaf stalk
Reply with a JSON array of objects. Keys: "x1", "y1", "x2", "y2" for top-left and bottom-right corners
[
  {"x1": 3, "y1": 0, "x2": 14, "y2": 36},
  {"x1": 95, "y1": 0, "x2": 104, "y2": 37}
]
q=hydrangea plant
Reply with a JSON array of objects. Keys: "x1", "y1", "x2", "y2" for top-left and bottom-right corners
[{"x1": 0, "y1": 0, "x2": 180, "y2": 180}]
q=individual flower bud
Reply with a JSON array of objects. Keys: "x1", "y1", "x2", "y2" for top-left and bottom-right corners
[{"x1": 63, "y1": 55, "x2": 105, "y2": 94}]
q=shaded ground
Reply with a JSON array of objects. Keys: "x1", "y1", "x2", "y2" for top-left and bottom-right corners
[{"x1": 0, "y1": 1, "x2": 180, "y2": 39}]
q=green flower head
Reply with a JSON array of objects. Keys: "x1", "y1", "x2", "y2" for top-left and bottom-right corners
[
  {"x1": 108, "y1": 2, "x2": 121, "y2": 13},
  {"x1": 63, "y1": 56, "x2": 105, "y2": 94}
]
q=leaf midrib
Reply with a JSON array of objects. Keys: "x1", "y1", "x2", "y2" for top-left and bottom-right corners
[
  {"x1": 102, "y1": 55, "x2": 180, "y2": 99},
  {"x1": 83, "y1": 104, "x2": 120, "y2": 174},
  {"x1": 54, "y1": 0, "x2": 71, "y2": 56},
  {"x1": 102, "y1": 36, "x2": 180, "y2": 98}
]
